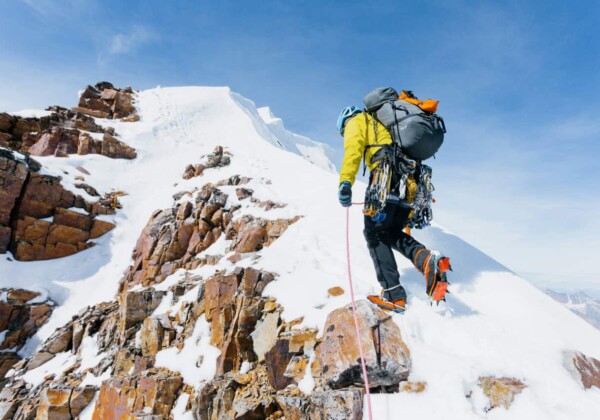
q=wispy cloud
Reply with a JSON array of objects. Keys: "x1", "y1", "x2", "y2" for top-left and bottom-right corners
[
  {"x1": 21, "y1": 0, "x2": 94, "y2": 17},
  {"x1": 108, "y1": 25, "x2": 155, "y2": 56}
]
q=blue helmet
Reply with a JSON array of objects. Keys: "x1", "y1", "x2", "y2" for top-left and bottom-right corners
[{"x1": 336, "y1": 106, "x2": 361, "y2": 136}]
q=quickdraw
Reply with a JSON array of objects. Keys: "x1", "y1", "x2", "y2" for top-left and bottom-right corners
[
  {"x1": 363, "y1": 158, "x2": 392, "y2": 222},
  {"x1": 408, "y1": 164, "x2": 435, "y2": 229}
]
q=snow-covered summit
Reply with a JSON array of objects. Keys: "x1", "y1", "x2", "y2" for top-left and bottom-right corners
[{"x1": 1, "y1": 85, "x2": 599, "y2": 419}]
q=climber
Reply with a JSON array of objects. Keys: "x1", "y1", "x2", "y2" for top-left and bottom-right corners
[{"x1": 336, "y1": 94, "x2": 450, "y2": 314}]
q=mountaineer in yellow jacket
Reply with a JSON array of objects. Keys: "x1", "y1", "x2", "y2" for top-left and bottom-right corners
[{"x1": 337, "y1": 105, "x2": 450, "y2": 313}]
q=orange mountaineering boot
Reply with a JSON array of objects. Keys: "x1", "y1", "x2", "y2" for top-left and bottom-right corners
[
  {"x1": 414, "y1": 250, "x2": 452, "y2": 303},
  {"x1": 367, "y1": 294, "x2": 406, "y2": 314}
]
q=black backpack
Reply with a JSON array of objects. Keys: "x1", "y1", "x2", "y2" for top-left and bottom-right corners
[{"x1": 363, "y1": 87, "x2": 446, "y2": 161}]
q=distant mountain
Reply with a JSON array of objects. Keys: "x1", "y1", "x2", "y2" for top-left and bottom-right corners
[{"x1": 546, "y1": 289, "x2": 600, "y2": 330}]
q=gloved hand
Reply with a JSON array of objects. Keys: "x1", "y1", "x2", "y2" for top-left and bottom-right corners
[{"x1": 338, "y1": 181, "x2": 352, "y2": 207}]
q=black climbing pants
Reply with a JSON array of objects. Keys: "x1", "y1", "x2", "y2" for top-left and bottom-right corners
[{"x1": 363, "y1": 203, "x2": 426, "y2": 301}]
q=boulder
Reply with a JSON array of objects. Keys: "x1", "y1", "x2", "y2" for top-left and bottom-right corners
[
  {"x1": 565, "y1": 351, "x2": 600, "y2": 390},
  {"x1": 92, "y1": 371, "x2": 182, "y2": 419},
  {"x1": 53, "y1": 208, "x2": 93, "y2": 231},
  {"x1": 90, "y1": 219, "x2": 115, "y2": 239},
  {"x1": 100, "y1": 133, "x2": 137, "y2": 159},
  {"x1": 120, "y1": 288, "x2": 167, "y2": 333},
  {"x1": 315, "y1": 300, "x2": 411, "y2": 389},
  {"x1": 36, "y1": 387, "x2": 72, "y2": 419},
  {"x1": 478, "y1": 376, "x2": 526, "y2": 411}
]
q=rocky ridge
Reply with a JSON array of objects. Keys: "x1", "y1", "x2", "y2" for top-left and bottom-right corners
[
  {"x1": 0, "y1": 149, "x2": 117, "y2": 261},
  {"x1": 0, "y1": 146, "x2": 414, "y2": 419},
  {"x1": 0, "y1": 288, "x2": 55, "y2": 389},
  {"x1": 0, "y1": 82, "x2": 140, "y2": 261}
]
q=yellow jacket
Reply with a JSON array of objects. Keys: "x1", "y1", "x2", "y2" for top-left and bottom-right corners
[{"x1": 339, "y1": 112, "x2": 392, "y2": 185}]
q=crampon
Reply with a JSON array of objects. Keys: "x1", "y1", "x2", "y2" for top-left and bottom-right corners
[
  {"x1": 426, "y1": 255, "x2": 452, "y2": 304},
  {"x1": 367, "y1": 294, "x2": 406, "y2": 314}
]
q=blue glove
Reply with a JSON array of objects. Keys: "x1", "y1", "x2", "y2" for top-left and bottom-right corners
[{"x1": 338, "y1": 181, "x2": 352, "y2": 207}]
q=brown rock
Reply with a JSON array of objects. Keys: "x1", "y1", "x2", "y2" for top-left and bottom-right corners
[
  {"x1": 399, "y1": 381, "x2": 427, "y2": 393},
  {"x1": 93, "y1": 372, "x2": 182, "y2": 419},
  {"x1": 182, "y1": 165, "x2": 195, "y2": 180},
  {"x1": 45, "y1": 327, "x2": 72, "y2": 354},
  {"x1": 315, "y1": 299, "x2": 411, "y2": 389},
  {"x1": 308, "y1": 389, "x2": 364, "y2": 420},
  {"x1": 265, "y1": 338, "x2": 298, "y2": 391},
  {"x1": 0, "y1": 133, "x2": 12, "y2": 148},
  {"x1": 28, "y1": 351, "x2": 55, "y2": 370},
  {"x1": 0, "y1": 113, "x2": 15, "y2": 132},
  {"x1": 478, "y1": 376, "x2": 526, "y2": 411},
  {"x1": 12, "y1": 117, "x2": 45, "y2": 141},
  {"x1": 15, "y1": 217, "x2": 50, "y2": 244},
  {"x1": 53, "y1": 208, "x2": 93, "y2": 231},
  {"x1": 6, "y1": 289, "x2": 39, "y2": 304},
  {"x1": 46, "y1": 224, "x2": 89, "y2": 246},
  {"x1": 70, "y1": 386, "x2": 97, "y2": 417},
  {"x1": 36, "y1": 387, "x2": 72, "y2": 419},
  {"x1": 0, "y1": 150, "x2": 29, "y2": 226},
  {"x1": 327, "y1": 286, "x2": 345, "y2": 297},
  {"x1": 566, "y1": 351, "x2": 600, "y2": 390},
  {"x1": 0, "y1": 353, "x2": 20, "y2": 386},
  {"x1": 112, "y1": 92, "x2": 136, "y2": 119},
  {"x1": 234, "y1": 224, "x2": 268, "y2": 253},
  {"x1": 74, "y1": 182, "x2": 99, "y2": 197},
  {"x1": 18, "y1": 173, "x2": 65, "y2": 219},
  {"x1": 100, "y1": 88, "x2": 118, "y2": 101},
  {"x1": 236, "y1": 188, "x2": 253, "y2": 200},
  {"x1": 100, "y1": 133, "x2": 137, "y2": 159},
  {"x1": 89, "y1": 219, "x2": 115, "y2": 239},
  {"x1": 121, "y1": 114, "x2": 140, "y2": 123},
  {"x1": 72, "y1": 106, "x2": 109, "y2": 119},
  {"x1": 120, "y1": 288, "x2": 167, "y2": 332},
  {"x1": 275, "y1": 392, "x2": 309, "y2": 420},
  {"x1": 141, "y1": 317, "x2": 165, "y2": 357},
  {"x1": 0, "y1": 227, "x2": 10, "y2": 254}
]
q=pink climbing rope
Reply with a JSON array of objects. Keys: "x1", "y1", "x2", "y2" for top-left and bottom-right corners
[{"x1": 345, "y1": 205, "x2": 374, "y2": 420}]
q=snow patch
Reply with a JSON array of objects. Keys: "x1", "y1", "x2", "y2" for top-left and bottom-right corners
[{"x1": 154, "y1": 315, "x2": 220, "y2": 387}]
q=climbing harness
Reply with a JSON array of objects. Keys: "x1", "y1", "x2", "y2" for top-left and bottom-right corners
[{"x1": 345, "y1": 206, "x2": 374, "y2": 420}]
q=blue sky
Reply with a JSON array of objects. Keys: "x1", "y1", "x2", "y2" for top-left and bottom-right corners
[{"x1": 1, "y1": 0, "x2": 599, "y2": 292}]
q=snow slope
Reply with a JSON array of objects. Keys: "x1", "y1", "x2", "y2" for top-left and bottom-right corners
[{"x1": 2, "y1": 86, "x2": 600, "y2": 418}]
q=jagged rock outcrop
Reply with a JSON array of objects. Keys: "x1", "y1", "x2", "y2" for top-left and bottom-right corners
[
  {"x1": 0, "y1": 83, "x2": 137, "y2": 160},
  {"x1": 0, "y1": 151, "x2": 411, "y2": 419},
  {"x1": 0, "y1": 107, "x2": 105, "y2": 154},
  {"x1": 0, "y1": 149, "x2": 116, "y2": 260},
  {"x1": 73, "y1": 82, "x2": 138, "y2": 120},
  {"x1": 477, "y1": 376, "x2": 526, "y2": 411},
  {"x1": 93, "y1": 369, "x2": 182, "y2": 419},
  {"x1": 315, "y1": 299, "x2": 411, "y2": 389},
  {"x1": 124, "y1": 167, "x2": 298, "y2": 287},
  {"x1": 183, "y1": 145, "x2": 232, "y2": 179},
  {"x1": 565, "y1": 351, "x2": 600, "y2": 390},
  {"x1": 27, "y1": 128, "x2": 136, "y2": 160},
  {"x1": 0, "y1": 288, "x2": 54, "y2": 387}
]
